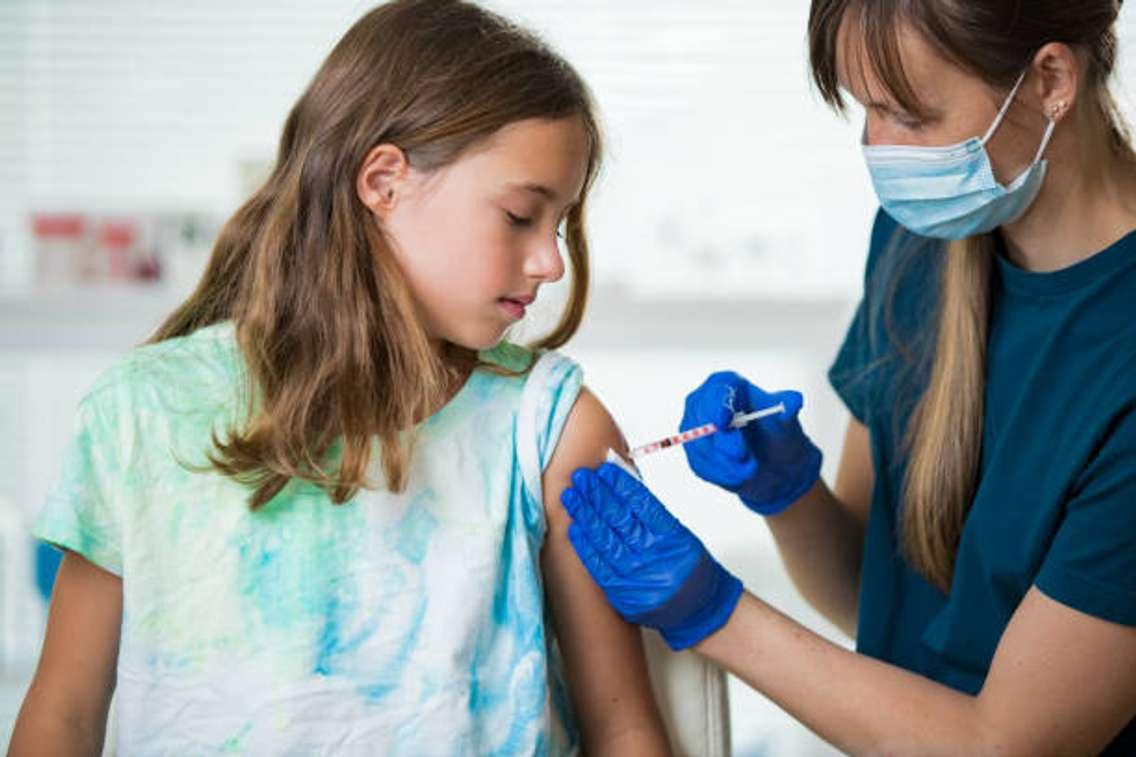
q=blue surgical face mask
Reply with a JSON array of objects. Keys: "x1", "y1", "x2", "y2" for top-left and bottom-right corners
[{"x1": 863, "y1": 71, "x2": 1056, "y2": 240}]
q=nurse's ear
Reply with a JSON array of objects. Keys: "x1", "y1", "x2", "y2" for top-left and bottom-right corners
[{"x1": 1028, "y1": 42, "x2": 1081, "y2": 123}]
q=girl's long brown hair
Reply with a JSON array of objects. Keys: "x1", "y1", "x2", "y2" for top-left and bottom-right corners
[
  {"x1": 808, "y1": 0, "x2": 1134, "y2": 591},
  {"x1": 149, "y1": 0, "x2": 602, "y2": 509}
]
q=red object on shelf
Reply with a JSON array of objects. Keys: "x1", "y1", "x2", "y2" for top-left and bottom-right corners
[
  {"x1": 32, "y1": 213, "x2": 89, "y2": 285},
  {"x1": 99, "y1": 221, "x2": 138, "y2": 280},
  {"x1": 32, "y1": 214, "x2": 85, "y2": 239},
  {"x1": 100, "y1": 222, "x2": 136, "y2": 249}
]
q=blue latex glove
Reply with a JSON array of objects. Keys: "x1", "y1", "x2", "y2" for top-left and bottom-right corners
[
  {"x1": 682, "y1": 371, "x2": 822, "y2": 516},
  {"x1": 561, "y1": 463, "x2": 743, "y2": 651}
]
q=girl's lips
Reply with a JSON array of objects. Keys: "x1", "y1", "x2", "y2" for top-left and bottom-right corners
[{"x1": 498, "y1": 298, "x2": 528, "y2": 319}]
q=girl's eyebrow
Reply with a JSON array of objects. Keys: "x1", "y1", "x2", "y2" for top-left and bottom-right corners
[
  {"x1": 507, "y1": 181, "x2": 558, "y2": 201},
  {"x1": 506, "y1": 181, "x2": 582, "y2": 215}
]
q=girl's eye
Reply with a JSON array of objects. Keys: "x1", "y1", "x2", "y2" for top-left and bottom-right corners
[
  {"x1": 556, "y1": 220, "x2": 567, "y2": 240},
  {"x1": 506, "y1": 211, "x2": 533, "y2": 227}
]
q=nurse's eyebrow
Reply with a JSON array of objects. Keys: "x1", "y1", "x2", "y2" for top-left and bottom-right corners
[{"x1": 863, "y1": 96, "x2": 903, "y2": 113}]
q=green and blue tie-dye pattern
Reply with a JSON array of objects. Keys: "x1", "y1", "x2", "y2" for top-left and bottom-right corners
[{"x1": 35, "y1": 321, "x2": 584, "y2": 755}]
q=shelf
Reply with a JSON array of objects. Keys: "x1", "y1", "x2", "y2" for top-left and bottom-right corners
[
  {"x1": 0, "y1": 285, "x2": 187, "y2": 351},
  {"x1": 0, "y1": 284, "x2": 855, "y2": 353}
]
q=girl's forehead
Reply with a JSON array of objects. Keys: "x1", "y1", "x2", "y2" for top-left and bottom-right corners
[
  {"x1": 482, "y1": 117, "x2": 590, "y2": 160},
  {"x1": 459, "y1": 117, "x2": 591, "y2": 192}
]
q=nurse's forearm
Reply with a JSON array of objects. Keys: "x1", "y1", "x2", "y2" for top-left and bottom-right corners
[
  {"x1": 763, "y1": 480, "x2": 863, "y2": 637},
  {"x1": 696, "y1": 593, "x2": 992, "y2": 755}
]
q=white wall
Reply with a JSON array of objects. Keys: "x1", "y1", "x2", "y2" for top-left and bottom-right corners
[{"x1": 0, "y1": 0, "x2": 880, "y2": 297}]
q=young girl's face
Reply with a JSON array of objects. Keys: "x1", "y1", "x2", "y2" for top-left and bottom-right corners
[{"x1": 372, "y1": 117, "x2": 592, "y2": 351}]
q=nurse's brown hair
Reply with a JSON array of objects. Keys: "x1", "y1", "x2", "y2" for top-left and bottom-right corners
[
  {"x1": 149, "y1": 0, "x2": 602, "y2": 509},
  {"x1": 808, "y1": 0, "x2": 1133, "y2": 591}
]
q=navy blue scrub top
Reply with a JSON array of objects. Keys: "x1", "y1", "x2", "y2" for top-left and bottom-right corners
[{"x1": 829, "y1": 209, "x2": 1136, "y2": 754}]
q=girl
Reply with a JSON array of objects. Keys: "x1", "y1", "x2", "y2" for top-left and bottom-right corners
[
  {"x1": 9, "y1": 1, "x2": 669, "y2": 754},
  {"x1": 563, "y1": 0, "x2": 1136, "y2": 754}
]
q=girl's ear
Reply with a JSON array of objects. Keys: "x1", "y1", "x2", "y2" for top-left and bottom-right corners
[{"x1": 356, "y1": 144, "x2": 411, "y2": 218}]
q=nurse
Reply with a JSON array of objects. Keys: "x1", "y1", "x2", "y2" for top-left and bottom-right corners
[{"x1": 562, "y1": 0, "x2": 1136, "y2": 753}]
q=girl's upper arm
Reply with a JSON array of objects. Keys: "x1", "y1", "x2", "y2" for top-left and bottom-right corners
[
  {"x1": 539, "y1": 387, "x2": 671, "y2": 755},
  {"x1": 834, "y1": 417, "x2": 873, "y2": 526},
  {"x1": 9, "y1": 550, "x2": 121, "y2": 754}
]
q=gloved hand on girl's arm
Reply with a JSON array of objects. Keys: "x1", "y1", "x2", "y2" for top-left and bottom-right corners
[{"x1": 561, "y1": 463, "x2": 743, "y2": 650}]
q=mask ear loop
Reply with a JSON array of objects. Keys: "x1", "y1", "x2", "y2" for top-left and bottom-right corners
[
  {"x1": 981, "y1": 69, "x2": 1030, "y2": 145},
  {"x1": 1031, "y1": 117, "x2": 1058, "y2": 163},
  {"x1": 981, "y1": 69, "x2": 1057, "y2": 165}
]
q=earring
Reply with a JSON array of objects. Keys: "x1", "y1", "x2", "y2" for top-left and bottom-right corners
[{"x1": 1050, "y1": 102, "x2": 1066, "y2": 119}]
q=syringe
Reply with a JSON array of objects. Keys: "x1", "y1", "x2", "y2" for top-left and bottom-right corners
[{"x1": 628, "y1": 403, "x2": 787, "y2": 459}]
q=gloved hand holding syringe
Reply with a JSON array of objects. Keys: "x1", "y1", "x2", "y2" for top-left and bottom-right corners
[{"x1": 604, "y1": 374, "x2": 823, "y2": 517}]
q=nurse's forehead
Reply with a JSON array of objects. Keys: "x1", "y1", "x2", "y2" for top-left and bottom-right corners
[
  {"x1": 834, "y1": 56, "x2": 903, "y2": 109},
  {"x1": 833, "y1": 14, "x2": 946, "y2": 108}
]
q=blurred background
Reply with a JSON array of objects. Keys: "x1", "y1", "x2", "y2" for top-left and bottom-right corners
[{"x1": 1, "y1": 1, "x2": 1133, "y2": 754}]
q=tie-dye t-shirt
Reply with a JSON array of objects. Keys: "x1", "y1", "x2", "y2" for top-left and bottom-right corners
[{"x1": 34, "y1": 321, "x2": 584, "y2": 755}]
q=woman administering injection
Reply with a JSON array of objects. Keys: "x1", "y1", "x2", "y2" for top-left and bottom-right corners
[{"x1": 563, "y1": 1, "x2": 1136, "y2": 753}]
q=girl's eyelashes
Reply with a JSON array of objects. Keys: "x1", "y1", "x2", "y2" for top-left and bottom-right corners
[{"x1": 505, "y1": 208, "x2": 569, "y2": 238}]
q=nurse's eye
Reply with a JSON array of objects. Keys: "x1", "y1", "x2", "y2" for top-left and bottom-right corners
[
  {"x1": 505, "y1": 211, "x2": 533, "y2": 228},
  {"x1": 874, "y1": 103, "x2": 927, "y2": 132},
  {"x1": 896, "y1": 108, "x2": 939, "y2": 132}
]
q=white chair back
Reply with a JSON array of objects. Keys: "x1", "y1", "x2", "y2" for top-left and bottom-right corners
[{"x1": 642, "y1": 628, "x2": 731, "y2": 756}]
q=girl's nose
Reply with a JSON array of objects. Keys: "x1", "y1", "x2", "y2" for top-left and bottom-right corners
[{"x1": 525, "y1": 236, "x2": 566, "y2": 283}]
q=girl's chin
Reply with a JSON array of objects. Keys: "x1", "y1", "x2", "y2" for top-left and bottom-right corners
[{"x1": 441, "y1": 331, "x2": 507, "y2": 353}]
